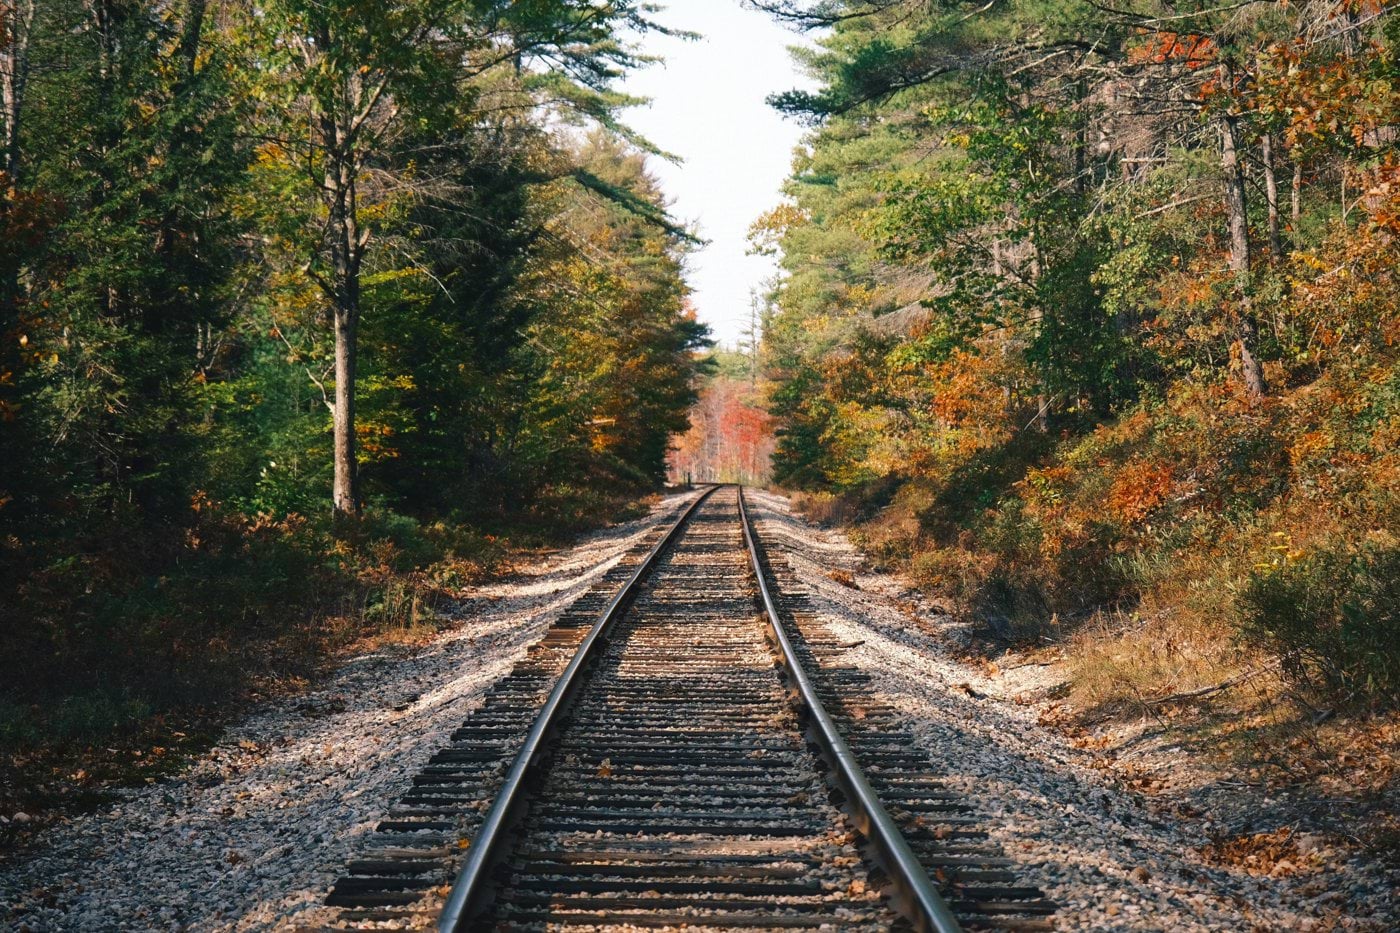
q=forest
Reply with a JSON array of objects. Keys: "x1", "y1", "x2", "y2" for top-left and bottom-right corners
[
  {"x1": 0, "y1": 0, "x2": 708, "y2": 768},
  {"x1": 668, "y1": 348, "x2": 776, "y2": 486},
  {"x1": 753, "y1": 0, "x2": 1399, "y2": 750},
  {"x1": 3, "y1": 0, "x2": 1399, "y2": 855}
]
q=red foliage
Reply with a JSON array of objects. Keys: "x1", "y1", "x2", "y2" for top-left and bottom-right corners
[{"x1": 669, "y1": 376, "x2": 776, "y2": 484}]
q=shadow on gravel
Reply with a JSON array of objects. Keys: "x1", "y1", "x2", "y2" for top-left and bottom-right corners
[{"x1": 744, "y1": 489, "x2": 1398, "y2": 932}]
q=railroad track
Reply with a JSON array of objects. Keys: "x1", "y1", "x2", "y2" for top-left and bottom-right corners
[{"x1": 318, "y1": 486, "x2": 1054, "y2": 931}]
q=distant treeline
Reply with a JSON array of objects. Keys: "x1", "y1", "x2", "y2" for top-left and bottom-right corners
[{"x1": 669, "y1": 350, "x2": 776, "y2": 486}]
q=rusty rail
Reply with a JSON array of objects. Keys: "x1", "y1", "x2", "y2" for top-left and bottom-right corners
[
  {"x1": 436, "y1": 485, "x2": 719, "y2": 932},
  {"x1": 738, "y1": 486, "x2": 965, "y2": 933}
]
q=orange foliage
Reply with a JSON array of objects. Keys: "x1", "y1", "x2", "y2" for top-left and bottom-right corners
[
  {"x1": 1127, "y1": 31, "x2": 1216, "y2": 68},
  {"x1": 926, "y1": 348, "x2": 1016, "y2": 446},
  {"x1": 1108, "y1": 460, "x2": 1175, "y2": 524},
  {"x1": 1256, "y1": 36, "x2": 1400, "y2": 154},
  {"x1": 1360, "y1": 158, "x2": 1400, "y2": 234},
  {"x1": 669, "y1": 375, "x2": 775, "y2": 484}
]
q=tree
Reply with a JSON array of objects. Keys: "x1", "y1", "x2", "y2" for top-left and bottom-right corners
[
  {"x1": 250, "y1": 0, "x2": 671, "y2": 518},
  {"x1": 753, "y1": 0, "x2": 1396, "y2": 492},
  {"x1": 1, "y1": 0, "x2": 36, "y2": 412},
  {"x1": 0, "y1": 0, "x2": 709, "y2": 729}
]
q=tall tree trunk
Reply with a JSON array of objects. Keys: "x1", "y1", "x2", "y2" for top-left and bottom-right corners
[
  {"x1": 176, "y1": 0, "x2": 205, "y2": 80},
  {"x1": 87, "y1": 0, "x2": 123, "y2": 320},
  {"x1": 1262, "y1": 133, "x2": 1281, "y2": 256},
  {"x1": 323, "y1": 121, "x2": 362, "y2": 519},
  {"x1": 1291, "y1": 159, "x2": 1302, "y2": 228},
  {"x1": 332, "y1": 300, "x2": 358, "y2": 518},
  {"x1": 155, "y1": 0, "x2": 208, "y2": 335},
  {"x1": 1220, "y1": 107, "x2": 1267, "y2": 400},
  {"x1": 1, "y1": 0, "x2": 34, "y2": 184},
  {"x1": 992, "y1": 239, "x2": 1013, "y2": 416},
  {"x1": 1028, "y1": 238, "x2": 1048, "y2": 431},
  {"x1": 1, "y1": 0, "x2": 36, "y2": 312},
  {"x1": 1073, "y1": 78, "x2": 1087, "y2": 196}
]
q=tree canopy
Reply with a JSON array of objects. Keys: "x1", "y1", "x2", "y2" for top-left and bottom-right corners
[{"x1": 0, "y1": 0, "x2": 708, "y2": 721}]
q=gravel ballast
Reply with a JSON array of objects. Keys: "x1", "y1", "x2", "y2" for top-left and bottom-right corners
[
  {"x1": 745, "y1": 488, "x2": 1397, "y2": 932},
  {"x1": 4, "y1": 486, "x2": 1395, "y2": 931},
  {"x1": 0, "y1": 493, "x2": 691, "y2": 932}
]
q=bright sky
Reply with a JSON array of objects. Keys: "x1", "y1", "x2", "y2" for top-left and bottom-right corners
[{"x1": 620, "y1": 1, "x2": 815, "y2": 347}]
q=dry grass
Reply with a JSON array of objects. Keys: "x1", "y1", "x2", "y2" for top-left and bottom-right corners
[
  {"x1": 1067, "y1": 600, "x2": 1244, "y2": 716},
  {"x1": 787, "y1": 490, "x2": 864, "y2": 528}
]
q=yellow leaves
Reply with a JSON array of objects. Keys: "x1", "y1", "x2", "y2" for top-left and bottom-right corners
[
  {"x1": 1254, "y1": 533, "x2": 1303, "y2": 573},
  {"x1": 1288, "y1": 430, "x2": 1333, "y2": 470},
  {"x1": 363, "y1": 373, "x2": 415, "y2": 392},
  {"x1": 254, "y1": 141, "x2": 288, "y2": 165},
  {"x1": 747, "y1": 203, "x2": 810, "y2": 255},
  {"x1": 1021, "y1": 465, "x2": 1073, "y2": 507}
]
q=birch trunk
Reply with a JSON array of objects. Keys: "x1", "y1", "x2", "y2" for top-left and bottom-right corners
[
  {"x1": 1291, "y1": 160, "x2": 1302, "y2": 228},
  {"x1": 323, "y1": 115, "x2": 363, "y2": 519},
  {"x1": 2, "y1": 0, "x2": 36, "y2": 310},
  {"x1": 1262, "y1": 133, "x2": 1281, "y2": 256}
]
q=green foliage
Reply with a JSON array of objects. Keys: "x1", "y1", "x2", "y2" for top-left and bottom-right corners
[
  {"x1": 758, "y1": 0, "x2": 1400, "y2": 708},
  {"x1": 1240, "y1": 543, "x2": 1400, "y2": 704},
  {"x1": 0, "y1": 0, "x2": 707, "y2": 749}
]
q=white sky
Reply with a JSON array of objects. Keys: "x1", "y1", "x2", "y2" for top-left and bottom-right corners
[{"x1": 619, "y1": 1, "x2": 815, "y2": 347}]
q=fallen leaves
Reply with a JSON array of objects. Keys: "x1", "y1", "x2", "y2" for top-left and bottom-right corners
[
  {"x1": 1198, "y1": 827, "x2": 1319, "y2": 878},
  {"x1": 827, "y1": 569, "x2": 858, "y2": 588}
]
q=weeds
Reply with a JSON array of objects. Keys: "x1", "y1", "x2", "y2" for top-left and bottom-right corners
[
  {"x1": 1239, "y1": 541, "x2": 1400, "y2": 705},
  {"x1": 0, "y1": 483, "x2": 644, "y2": 795}
]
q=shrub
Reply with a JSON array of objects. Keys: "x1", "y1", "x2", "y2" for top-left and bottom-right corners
[
  {"x1": 1238, "y1": 541, "x2": 1400, "y2": 706},
  {"x1": 790, "y1": 490, "x2": 863, "y2": 527}
]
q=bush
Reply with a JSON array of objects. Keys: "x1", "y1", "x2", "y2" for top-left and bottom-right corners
[
  {"x1": 791, "y1": 490, "x2": 864, "y2": 527},
  {"x1": 1239, "y1": 542, "x2": 1400, "y2": 705}
]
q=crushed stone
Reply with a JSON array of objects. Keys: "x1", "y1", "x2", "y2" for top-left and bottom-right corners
[
  {"x1": 746, "y1": 488, "x2": 1397, "y2": 932},
  {"x1": 0, "y1": 493, "x2": 691, "y2": 932}
]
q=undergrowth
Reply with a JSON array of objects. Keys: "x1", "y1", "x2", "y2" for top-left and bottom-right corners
[
  {"x1": 787, "y1": 219, "x2": 1400, "y2": 717},
  {"x1": 0, "y1": 479, "x2": 655, "y2": 830}
]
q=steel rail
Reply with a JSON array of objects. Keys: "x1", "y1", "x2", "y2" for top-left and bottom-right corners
[
  {"x1": 437, "y1": 484, "x2": 720, "y2": 933},
  {"x1": 738, "y1": 486, "x2": 965, "y2": 933}
]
